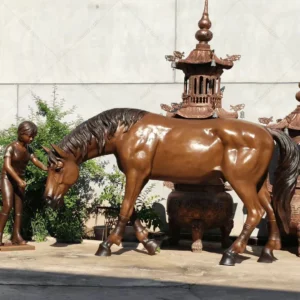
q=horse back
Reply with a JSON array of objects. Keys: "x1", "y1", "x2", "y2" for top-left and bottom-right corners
[{"x1": 115, "y1": 112, "x2": 274, "y2": 183}]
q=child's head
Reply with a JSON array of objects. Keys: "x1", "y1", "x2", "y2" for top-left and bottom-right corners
[{"x1": 17, "y1": 121, "x2": 38, "y2": 143}]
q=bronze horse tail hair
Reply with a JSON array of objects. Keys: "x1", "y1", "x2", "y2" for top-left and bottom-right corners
[{"x1": 268, "y1": 128, "x2": 300, "y2": 234}]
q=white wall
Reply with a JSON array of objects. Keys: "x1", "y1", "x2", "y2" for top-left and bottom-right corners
[{"x1": 1, "y1": 0, "x2": 300, "y2": 238}]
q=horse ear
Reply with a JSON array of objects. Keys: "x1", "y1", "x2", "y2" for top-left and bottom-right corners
[
  {"x1": 42, "y1": 146, "x2": 51, "y2": 154},
  {"x1": 51, "y1": 144, "x2": 68, "y2": 159}
]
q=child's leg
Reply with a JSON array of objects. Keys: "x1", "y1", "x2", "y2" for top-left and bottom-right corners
[
  {"x1": 11, "y1": 187, "x2": 26, "y2": 245},
  {"x1": 0, "y1": 178, "x2": 14, "y2": 245}
]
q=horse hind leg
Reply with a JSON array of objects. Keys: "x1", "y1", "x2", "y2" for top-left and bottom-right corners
[
  {"x1": 220, "y1": 180, "x2": 264, "y2": 266},
  {"x1": 130, "y1": 209, "x2": 159, "y2": 255},
  {"x1": 257, "y1": 179, "x2": 281, "y2": 263},
  {"x1": 95, "y1": 171, "x2": 159, "y2": 257}
]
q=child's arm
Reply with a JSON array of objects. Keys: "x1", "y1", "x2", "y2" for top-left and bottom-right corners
[
  {"x1": 30, "y1": 154, "x2": 48, "y2": 171},
  {"x1": 4, "y1": 146, "x2": 26, "y2": 188}
]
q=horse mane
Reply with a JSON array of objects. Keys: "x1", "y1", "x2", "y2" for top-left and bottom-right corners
[{"x1": 50, "y1": 108, "x2": 148, "y2": 161}]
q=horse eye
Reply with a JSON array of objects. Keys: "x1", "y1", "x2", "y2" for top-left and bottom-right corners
[{"x1": 55, "y1": 168, "x2": 62, "y2": 173}]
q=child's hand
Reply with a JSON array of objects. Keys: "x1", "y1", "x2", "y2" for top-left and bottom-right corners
[{"x1": 18, "y1": 180, "x2": 27, "y2": 188}]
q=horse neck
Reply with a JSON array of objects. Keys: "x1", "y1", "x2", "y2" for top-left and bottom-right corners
[
  {"x1": 73, "y1": 122, "x2": 129, "y2": 164},
  {"x1": 74, "y1": 136, "x2": 116, "y2": 165}
]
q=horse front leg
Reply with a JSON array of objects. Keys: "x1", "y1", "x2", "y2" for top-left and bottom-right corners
[{"x1": 95, "y1": 171, "x2": 158, "y2": 256}]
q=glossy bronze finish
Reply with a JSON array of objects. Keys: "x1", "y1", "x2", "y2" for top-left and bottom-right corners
[
  {"x1": 43, "y1": 108, "x2": 299, "y2": 266},
  {"x1": 0, "y1": 121, "x2": 47, "y2": 249},
  {"x1": 260, "y1": 83, "x2": 300, "y2": 257},
  {"x1": 167, "y1": 183, "x2": 233, "y2": 252}
]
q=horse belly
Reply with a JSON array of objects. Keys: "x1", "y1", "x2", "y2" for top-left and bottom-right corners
[{"x1": 150, "y1": 142, "x2": 223, "y2": 184}]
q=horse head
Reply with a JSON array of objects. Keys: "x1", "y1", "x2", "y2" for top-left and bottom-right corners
[{"x1": 43, "y1": 144, "x2": 79, "y2": 209}]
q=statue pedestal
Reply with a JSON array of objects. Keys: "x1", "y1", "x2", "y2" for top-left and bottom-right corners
[
  {"x1": 0, "y1": 243, "x2": 35, "y2": 252},
  {"x1": 166, "y1": 181, "x2": 234, "y2": 252}
]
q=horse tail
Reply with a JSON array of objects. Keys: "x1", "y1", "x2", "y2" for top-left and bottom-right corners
[{"x1": 268, "y1": 128, "x2": 300, "y2": 234}]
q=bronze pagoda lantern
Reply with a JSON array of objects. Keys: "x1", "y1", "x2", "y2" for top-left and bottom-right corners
[
  {"x1": 162, "y1": 0, "x2": 243, "y2": 253},
  {"x1": 162, "y1": 0, "x2": 241, "y2": 119}
]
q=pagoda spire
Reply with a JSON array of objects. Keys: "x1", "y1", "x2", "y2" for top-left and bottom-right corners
[{"x1": 195, "y1": 0, "x2": 213, "y2": 45}]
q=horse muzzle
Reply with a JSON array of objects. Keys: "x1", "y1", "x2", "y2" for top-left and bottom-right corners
[{"x1": 44, "y1": 195, "x2": 64, "y2": 209}]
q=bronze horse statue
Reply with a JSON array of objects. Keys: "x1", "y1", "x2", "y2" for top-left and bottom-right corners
[{"x1": 43, "y1": 108, "x2": 299, "y2": 266}]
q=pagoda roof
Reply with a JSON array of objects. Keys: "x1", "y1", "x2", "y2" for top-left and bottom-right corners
[
  {"x1": 160, "y1": 104, "x2": 238, "y2": 119},
  {"x1": 215, "y1": 108, "x2": 238, "y2": 119},
  {"x1": 175, "y1": 105, "x2": 214, "y2": 119},
  {"x1": 268, "y1": 84, "x2": 300, "y2": 130},
  {"x1": 268, "y1": 106, "x2": 300, "y2": 130},
  {"x1": 175, "y1": 47, "x2": 234, "y2": 70}
]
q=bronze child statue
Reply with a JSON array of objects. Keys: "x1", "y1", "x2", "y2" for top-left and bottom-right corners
[{"x1": 0, "y1": 121, "x2": 47, "y2": 246}]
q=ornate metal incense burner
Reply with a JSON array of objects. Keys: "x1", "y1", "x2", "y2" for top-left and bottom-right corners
[{"x1": 167, "y1": 183, "x2": 233, "y2": 252}]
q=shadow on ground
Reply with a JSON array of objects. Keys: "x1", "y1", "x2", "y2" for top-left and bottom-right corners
[{"x1": 0, "y1": 267, "x2": 299, "y2": 300}]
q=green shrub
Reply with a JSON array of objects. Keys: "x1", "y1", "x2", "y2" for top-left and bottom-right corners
[{"x1": 31, "y1": 212, "x2": 48, "y2": 242}]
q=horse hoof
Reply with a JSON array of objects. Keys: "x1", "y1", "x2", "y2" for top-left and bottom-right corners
[
  {"x1": 258, "y1": 249, "x2": 276, "y2": 263},
  {"x1": 143, "y1": 239, "x2": 159, "y2": 255},
  {"x1": 258, "y1": 255, "x2": 274, "y2": 263},
  {"x1": 219, "y1": 252, "x2": 236, "y2": 266},
  {"x1": 95, "y1": 243, "x2": 111, "y2": 257}
]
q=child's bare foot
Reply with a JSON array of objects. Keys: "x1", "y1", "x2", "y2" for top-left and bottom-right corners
[{"x1": 11, "y1": 234, "x2": 27, "y2": 245}]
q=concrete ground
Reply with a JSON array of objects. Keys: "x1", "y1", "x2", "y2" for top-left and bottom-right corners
[{"x1": 0, "y1": 238, "x2": 300, "y2": 300}]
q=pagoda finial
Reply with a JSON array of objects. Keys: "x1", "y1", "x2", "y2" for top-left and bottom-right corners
[
  {"x1": 204, "y1": 0, "x2": 209, "y2": 14},
  {"x1": 195, "y1": 0, "x2": 213, "y2": 45},
  {"x1": 296, "y1": 83, "x2": 300, "y2": 102}
]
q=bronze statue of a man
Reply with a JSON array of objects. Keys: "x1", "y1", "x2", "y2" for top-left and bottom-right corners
[{"x1": 0, "y1": 121, "x2": 47, "y2": 246}]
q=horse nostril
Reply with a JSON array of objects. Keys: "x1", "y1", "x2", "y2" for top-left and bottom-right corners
[{"x1": 45, "y1": 196, "x2": 53, "y2": 206}]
